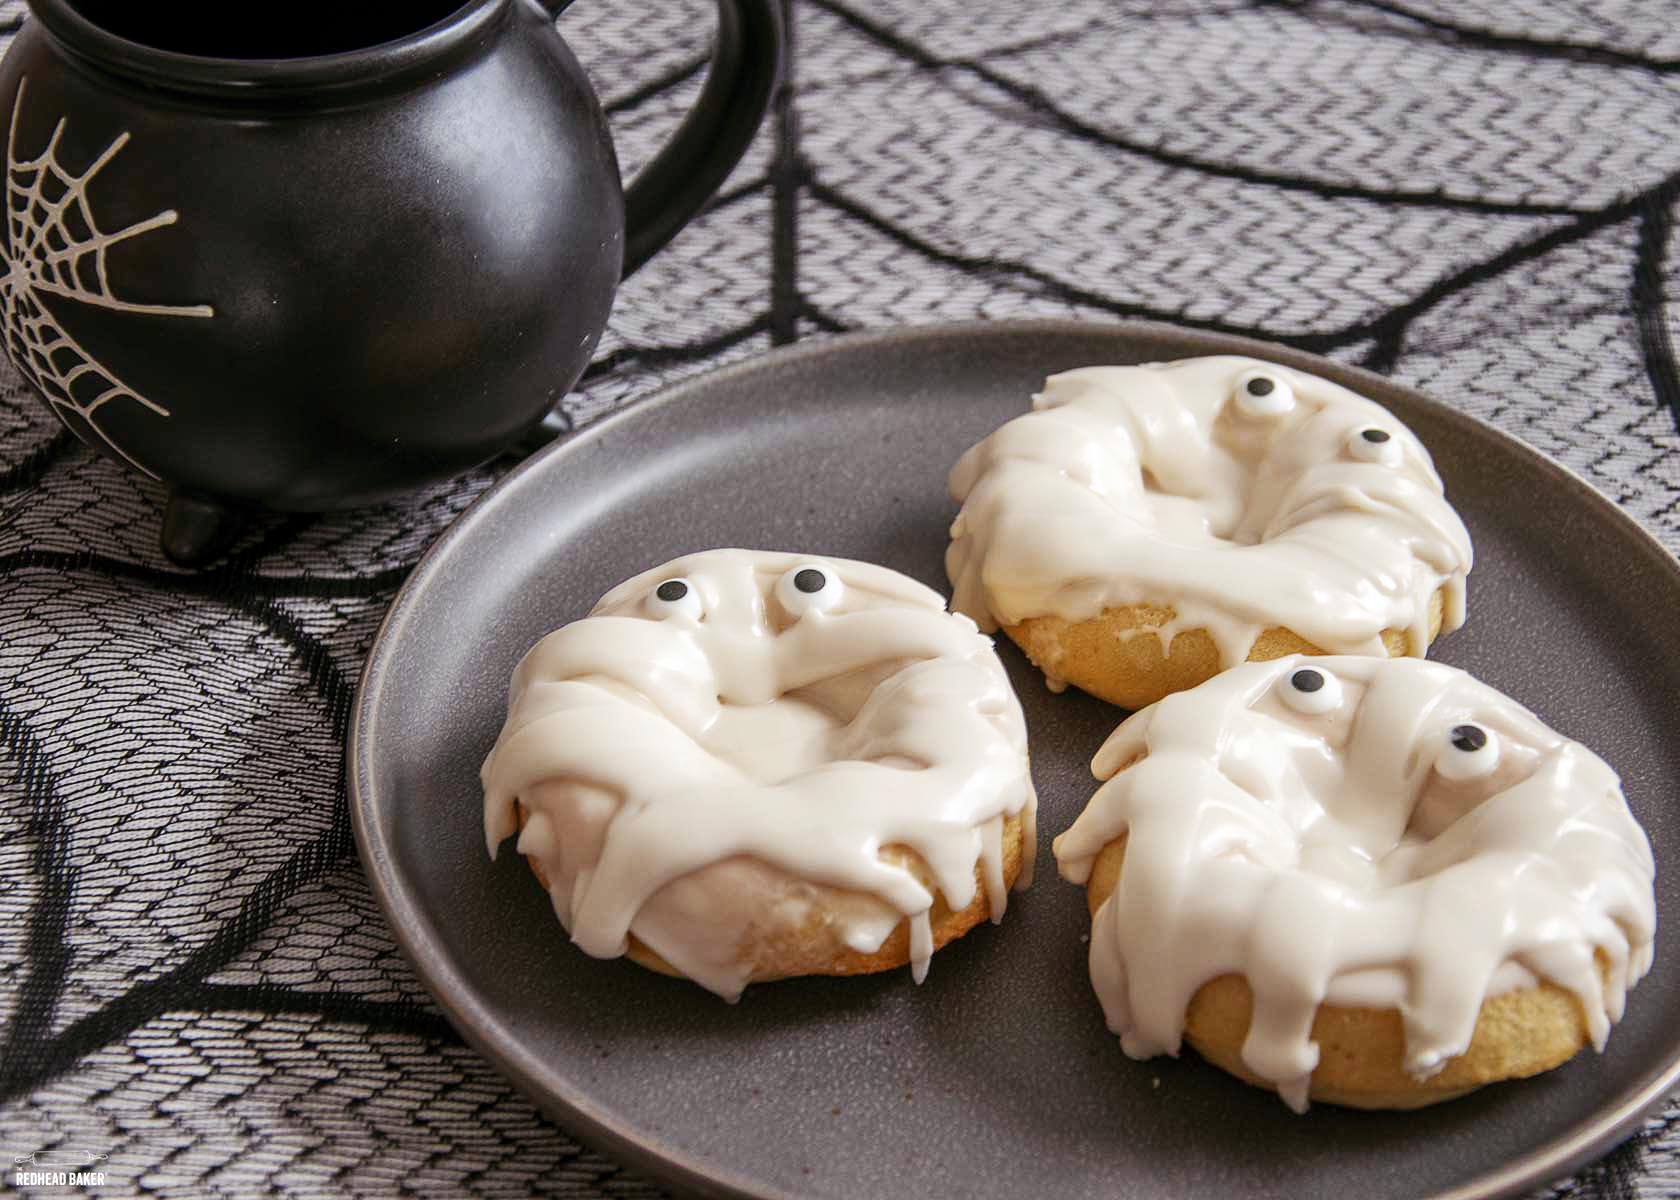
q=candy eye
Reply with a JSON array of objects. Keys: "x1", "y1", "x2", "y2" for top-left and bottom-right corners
[
  {"x1": 647, "y1": 577, "x2": 703, "y2": 622},
  {"x1": 1347, "y1": 426, "x2": 1402, "y2": 467},
  {"x1": 1279, "y1": 666, "x2": 1342, "y2": 714},
  {"x1": 776, "y1": 563, "x2": 844, "y2": 617},
  {"x1": 1233, "y1": 369, "x2": 1296, "y2": 418},
  {"x1": 1435, "y1": 723, "x2": 1501, "y2": 781}
]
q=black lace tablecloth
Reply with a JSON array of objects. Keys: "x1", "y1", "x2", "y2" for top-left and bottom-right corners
[{"x1": 3, "y1": 0, "x2": 1679, "y2": 1195}]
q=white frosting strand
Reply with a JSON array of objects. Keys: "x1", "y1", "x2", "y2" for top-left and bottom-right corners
[
  {"x1": 1053, "y1": 655, "x2": 1656, "y2": 1111},
  {"x1": 947, "y1": 357, "x2": 1474, "y2": 664},
  {"x1": 482, "y1": 549, "x2": 1038, "y2": 1000}
]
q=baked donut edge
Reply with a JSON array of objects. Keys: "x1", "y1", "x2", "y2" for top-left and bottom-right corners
[
  {"x1": 1006, "y1": 587, "x2": 1447, "y2": 711},
  {"x1": 514, "y1": 799, "x2": 1028, "y2": 988},
  {"x1": 1085, "y1": 835, "x2": 1600, "y2": 1109}
]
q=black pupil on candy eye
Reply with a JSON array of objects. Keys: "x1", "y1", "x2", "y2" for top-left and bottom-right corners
[
  {"x1": 1451, "y1": 724, "x2": 1488, "y2": 752},
  {"x1": 794, "y1": 569, "x2": 827, "y2": 594},
  {"x1": 1246, "y1": 377, "x2": 1276, "y2": 397},
  {"x1": 1361, "y1": 428, "x2": 1391, "y2": 443},
  {"x1": 1290, "y1": 669, "x2": 1324, "y2": 692},
  {"x1": 656, "y1": 580, "x2": 687, "y2": 602}
]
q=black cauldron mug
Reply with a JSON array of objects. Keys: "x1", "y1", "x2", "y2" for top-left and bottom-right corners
[{"x1": 0, "y1": 0, "x2": 780, "y2": 562}]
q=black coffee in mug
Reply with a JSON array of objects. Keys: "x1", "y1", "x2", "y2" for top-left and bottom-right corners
[{"x1": 63, "y1": 1, "x2": 473, "y2": 58}]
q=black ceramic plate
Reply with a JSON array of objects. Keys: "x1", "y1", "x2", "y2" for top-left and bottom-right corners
[{"x1": 350, "y1": 321, "x2": 1680, "y2": 1200}]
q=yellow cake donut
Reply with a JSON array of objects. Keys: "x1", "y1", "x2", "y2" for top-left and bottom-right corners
[
  {"x1": 1053, "y1": 655, "x2": 1656, "y2": 1111},
  {"x1": 481, "y1": 548, "x2": 1038, "y2": 1000},
  {"x1": 947, "y1": 357, "x2": 1474, "y2": 709}
]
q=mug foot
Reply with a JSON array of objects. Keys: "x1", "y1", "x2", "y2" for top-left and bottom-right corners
[{"x1": 161, "y1": 492, "x2": 247, "y2": 566}]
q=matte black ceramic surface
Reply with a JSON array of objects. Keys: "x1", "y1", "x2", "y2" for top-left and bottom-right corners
[
  {"x1": 0, "y1": 0, "x2": 780, "y2": 560},
  {"x1": 351, "y1": 322, "x2": 1680, "y2": 1200}
]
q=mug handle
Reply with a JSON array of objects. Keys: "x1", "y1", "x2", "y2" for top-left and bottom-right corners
[{"x1": 541, "y1": 0, "x2": 784, "y2": 276}]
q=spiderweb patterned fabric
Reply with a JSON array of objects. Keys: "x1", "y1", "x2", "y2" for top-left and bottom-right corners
[{"x1": 1, "y1": 0, "x2": 1678, "y2": 1195}]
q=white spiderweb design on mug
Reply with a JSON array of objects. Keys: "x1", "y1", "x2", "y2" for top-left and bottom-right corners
[{"x1": 0, "y1": 78, "x2": 213, "y2": 478}]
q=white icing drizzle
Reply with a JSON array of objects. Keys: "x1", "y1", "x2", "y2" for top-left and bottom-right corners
[
  {"x1": 482, "y1": 549, "x2": 1038, "y2": 1001},
  {"x1": 947, "y1": 357, "x2": 1474, "y2": 665},
  {"x1": 1053, "y1": 655, "x2": 1657, "y2": 1112}
]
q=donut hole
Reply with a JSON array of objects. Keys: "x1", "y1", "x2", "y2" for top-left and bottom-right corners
[
  {"x1": 1092, "y1": 687, "x2": 1543, "y2": 896},
  {"x1": 1202, "y1": 412, "x2": 1302, "y2": 543},
  {"x1": 702, "y1": 696, "x2": 847, "y2": 784},
  {"x1": 1145, "y1": 490, "x2": 1248, "y2": 547},
  {"x1": 792, "y1": 659, "x2": 908, "y2": 722},
  {"x1": 1404, "y1": 737, "x2": 1544, "y2": 844},
  {"x1": 697, "y1": 658, "x2": 938, "y2": 785},
  {"x1": 1125, "y1": 701, "x2": 1546, "y2": 890},
  {"x1": 1290, "y1": 752, "x2": 1545, "y2": 887},
  {"x1": 1201, "y1": 395, "x2": 1408, "y2": 548},
  {"x1": 1137, "y1": 463, "x2": 1225, "y2": 507}
]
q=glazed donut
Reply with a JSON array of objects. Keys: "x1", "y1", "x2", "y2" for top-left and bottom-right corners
[
  {"x1": 1052, "y1": 655, "x2": 1656, "y2": 1111},
  {"x1": 481, "y1": 548, "x2": 1038, "y2": 1001},
  {"x1": 947, "y1": 357, "x2": 1474, "y2": 709}
]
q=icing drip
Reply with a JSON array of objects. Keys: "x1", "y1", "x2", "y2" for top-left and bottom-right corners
[
  {"x1": 946, "y1": 357, "x2": 1474, "y2": 664},
  {"x1": 482, "y1": 549, "x2": 1038, "y2": 1000},
  {"x1": 1053, "y1": 655, "x2": 1656, "y2": 1111}
]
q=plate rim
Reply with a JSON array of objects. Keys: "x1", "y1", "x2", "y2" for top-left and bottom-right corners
[{"x1": 349, "y1": 317, "x2": 1680, "y2": 1200}]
